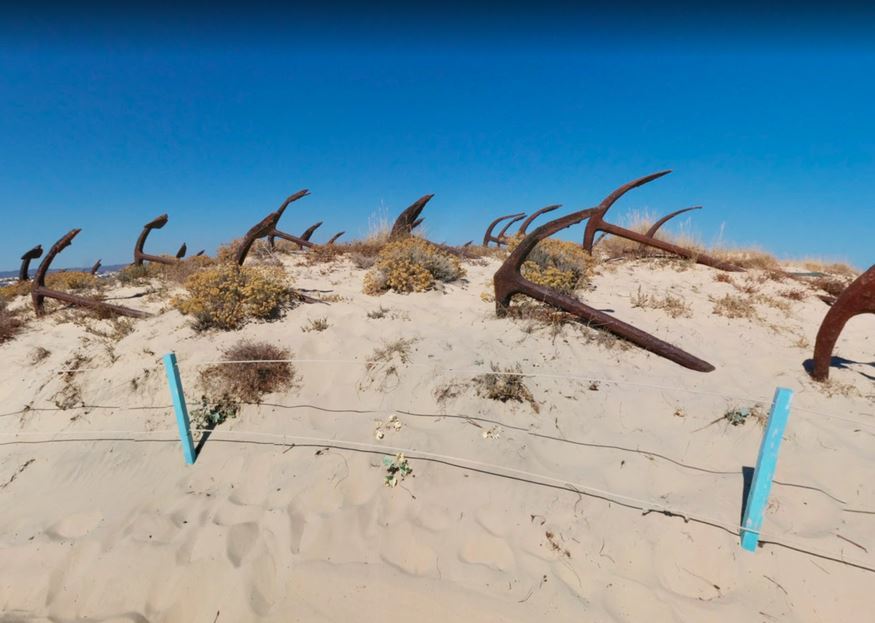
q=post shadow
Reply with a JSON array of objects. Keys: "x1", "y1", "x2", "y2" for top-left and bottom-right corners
[{"x1": 740, "y1": 466, "x2": 754, "y2": 525}]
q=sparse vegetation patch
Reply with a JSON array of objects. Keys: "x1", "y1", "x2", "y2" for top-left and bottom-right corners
[
  {"x1": 363, "y1": 237, "x2": 464, "y2": 295},
  {"x1": 473, "y1": 363, "x2": 540, "y2": 413},
  {"x1": 199, "y1": 340, "x2": 296, "y2": 404},
  {"x1": 630, "y1": 287, "x2": 692, "y2": 318},
  {"x1": 173, "y1": 263, "x2": 292, "y2": 331},
  {"x1": 0, "y1": 300, "x2": 25, "y2": 344},
  {"x1": 711, "y1": 294, "x2": 758, "y2": 320}
]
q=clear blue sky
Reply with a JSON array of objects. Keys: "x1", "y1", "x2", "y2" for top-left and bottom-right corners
[{"x1": 2, "y1": 4, "x2": 874, "y2": 270}]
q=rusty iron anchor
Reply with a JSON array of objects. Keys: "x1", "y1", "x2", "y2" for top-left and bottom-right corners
[
  {"x1": 18, "y1": 245, "x2": 43, "y2": 281},
  {"x1": 327, "y1": 231, "x2": 345, "y2": 245},
  {"x1": 517, "y1": 205, "x2": 561, "y2": 236},
  {"x1": 580, "y1": 172, "x2": 741, "y2": 272},
  {"x1": 235, "y1": 189, "x2": 319, "y2": 264},
  {"x1": 483, "y1": 212, "x2": 526, "y2": 247},
  {"x1": 389, "y1": 195, "x2": 434, "y2": 241},
  {"x1": 494, "y1": 172, "x2": 715, "y2": 372},
  {"x1": 269, "y1": 220, "x2": 322, "y2": 250},
  {"x1": 133, "y1": 214, "x2": 187, "y2": 266},
  {"x1": 632, "y1": 206, "x2": 703, "y2": 254},
  {"x1": 33, "y1": 230, "x2": 150, "y2": 319},
  {"x1": 810, "y1": 265, "x2": 875, "y2": 381}
]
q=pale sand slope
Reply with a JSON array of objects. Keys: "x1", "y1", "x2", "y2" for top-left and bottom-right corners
[{"x1": 0, "y1": 253, "x2": 873, "y2": 622}]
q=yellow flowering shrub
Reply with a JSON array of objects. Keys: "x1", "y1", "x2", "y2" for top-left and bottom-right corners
[
  {"x1": 173, "y1": 263, "x2": 291, "y2": 330},
  {"x1": 0, "y1": 281, "x2": 31, "y2": 300},
  {"x1": 506, "y1": 236, "x2": 595, "y2": 294},
  {"x1": 363, "y1": 237, "x2": 465, "y2": 295},
  {"x1": 45, "y1": 271, "x2": 99, "y2": 291}
]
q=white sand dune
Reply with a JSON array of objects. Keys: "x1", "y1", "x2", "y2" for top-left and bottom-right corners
[{"x1": 1, "y1": 253, "x2": 873, "y2": 621}]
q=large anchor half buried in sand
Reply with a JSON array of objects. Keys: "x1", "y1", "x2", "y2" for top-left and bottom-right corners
[
  {"x1": 494, "y1": 172, "x2": 732, "y2": 372},
  {"x1": 33, "y1": 230, "x2": 150, "y2": 319},
  {"x1": 809, "y1": 264, "x2": 875, "y2": 381},
  {"x1": 133, "y1": 214, "x2": 187, "y2": 266},
  {"x1": 581, "y1": 172, "x2": 742, "y2": 272}
]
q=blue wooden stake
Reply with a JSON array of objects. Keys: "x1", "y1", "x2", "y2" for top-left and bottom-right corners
[
  {"x1": 740, "y1": 387, "x2": 793, "y2": 552},
  {"x1": 163, "y1": 352, "x2": 196, "y2": 465}
]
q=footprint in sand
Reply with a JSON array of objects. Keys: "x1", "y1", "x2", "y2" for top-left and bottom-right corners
[
  {"x1": 47, "y1": 510, "x2": 103, "y2": 540},
  {"x1": 248, "y1": 548, "x2": 281, "y2": 616},
  {"x1": 227, "y1": 522, "x2": 260, "y2": 567},
  {"x1": 380, "y1": 523, "x2": 437, "y2": 575},
  {"x1": 459, "y1": 533, "x2": 515, "y2": 572}
]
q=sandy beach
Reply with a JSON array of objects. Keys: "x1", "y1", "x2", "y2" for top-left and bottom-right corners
[{"x1": 0, "y1": 247, "x2": 873, "y2": 622}]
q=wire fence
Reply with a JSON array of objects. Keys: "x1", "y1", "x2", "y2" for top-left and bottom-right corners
[{"x1": 2, "y1": 353, "x2": 874, "y2": 574}]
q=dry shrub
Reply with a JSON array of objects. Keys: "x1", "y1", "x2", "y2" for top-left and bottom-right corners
[
  {"x1": 30, "y1": 346, "x2": 51, "y2": 364},
  {"x1": 116, "y1": 263, "x2": 153, "y2": 285},
  {"x1": 363, "y1": 237, "x2": 465, "y2": 295},
  {"x1": 45, "y1": 271, "x2": 99, "y2": 291},
  {"x1": 151, "y1": 256, "x2": 216, "y2": 284},
  {"x1": 630, "y1": 287, "x2": 692, "y2": 318},
  {"x1": 350, "y1": 252, "x2": 377, "y2": 269},
  {"x1": 173, "y1": 263, "x2": 292, "y2": 331},
  {"x1": 515, "y1": 237, "x2": 596, "y2": 294},
  {"x1": 0, "y1": 300, "x2": 25, "y2": 344},
  {"x1": 473, "y1": 363, "x2": 539, "y2": 413},
  {"x1": 199, "y1": 340, "x2": 296, "y2": 403},
  {"x1": 801, "y1": 260, "x2": 857, "y2": 276},
  {"x1": 779, "y1": 288, "x2": 807, "y2": 301},
  {"x1": 810, "y1": 275, "x2": 851, "y2": 297},
  {"x1": 362, "y1": 337, "x2": 416, "y2": 390},
  {"x1": 712, "y1": 294, "x2": 757, "y2": 319},
  {"x1": 0, "y1": 281, "x2": 31, "y2": 300},
  {"x1": 711, "y1": 248, "x2": 780, "y2": 270},
  {"x1": 216, "y1": 238, "x2": 279, "y2": 263},
  {"x1": 306, "y1": 244, "x2": 344, "y2": 265},
  {"x1": 503, "y1": 234, "x2": 595, "y2": 294},
  {"x1": 302, "y1": 317, "x2": 329, "y2": 332}
]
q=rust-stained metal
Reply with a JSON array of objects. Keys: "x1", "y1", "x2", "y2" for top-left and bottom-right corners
[
  {"x1": 636, "y1": 206, "x2": 702, "y2": 255},
  {"x1": 810, "y1": 265, "x2": 875, "y2": 381},
  {"x1": 389, "y1": 194, "x2": 434, "y2": 241},
  {"x1": 497, "y1": 214, "x2": 526, "y2": 241},
  {"x1": 236, "y1": 189, "x2": 311, "y2": 265},
  {"x1": 18, "y1": 245, "x2": 43, "y2": 281},
  {"x1": 494, "y1": 172, "x2": 715, "y2": 372},
  {"x1": 269, "y1": 220, "x2": 322, "y2": 249},
  {"x1": 483, "y1": 212, "x2": 525, "y2": 247},
  {"x1": 133, "y1": 214, "x2": 186, "y2": 266},
  {"x1": 90, "y1": 259, "x2": 101, "y2": 275},
  {"x1": 32, "y1": 230, "x2": 150, "y2": 319},
  {"x1": 175, "y1": 243, "x2": 187, "y2": 259},
  {"x1": 327, "y1": 231, "x2": 345, "y2": 245},
  {"x1": 581, "y1": 172, "x2": 742, "y2": 272},
  {"x1": 518, "y1": 205, "x2": 561, "y2": 235},
  {"x1": 300, "y1": 221, "x2": 323, "y2": 241},
  {"x1": 644, "y1": 206, "x2": 702, "y2": 239},
  {"x1": 412, "y1": 217, "x2": 424, "y2": 230},
  {"x1": 195, "y1": 250, "x2": 205, "y2": 257}
]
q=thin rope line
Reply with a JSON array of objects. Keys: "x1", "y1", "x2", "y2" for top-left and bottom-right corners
[
  {"x1": 1, "y1": 429, "x2": 871, "y2": 572},
  {"x1": 174, "y1": 358, "x2": 875, "y2": 424},
  {"x1": 191, "y1": 426, "x2": 750, "y2": 535},
  {"x1": 52, "y1": 357, "x2": 874, "y2": 423},
  {"x1": 0, "y1": 429, "x2": 178, "y2": 437}
]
